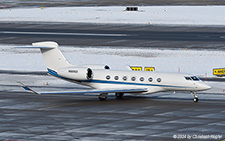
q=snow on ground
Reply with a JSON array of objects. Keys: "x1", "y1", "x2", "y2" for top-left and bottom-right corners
[
  {"x1": 0, "y1": 6, "x2": 225, "y2": 26},
  {"x1": 1, "y1": 44, "x2": 225, "y2": 77}
]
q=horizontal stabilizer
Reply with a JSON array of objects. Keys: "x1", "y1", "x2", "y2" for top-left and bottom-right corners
[
  {"x1": 15, "y1": 41, "x2": 58, "y2": 49},
  {"x1": 18, "y1": 82, "x2": 40, "y2": 95},
  {"x1": 15, "y1": 46, "x2": 55, "y2": 49}
]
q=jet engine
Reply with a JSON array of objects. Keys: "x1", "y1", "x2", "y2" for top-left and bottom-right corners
[{"x1": 58, "y1": 67, "x2": 93, "y2": 80}]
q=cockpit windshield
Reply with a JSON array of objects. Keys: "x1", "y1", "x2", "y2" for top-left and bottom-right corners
[
  {"x1": 185, "y1": 77, "x2": 192, "y2": 80},
  {"x1": 191, "y1": 76, "x2": 200, "y2": 81},
  {"x1": 185, "y1": 76, "x2": 200, "y2": 81}
]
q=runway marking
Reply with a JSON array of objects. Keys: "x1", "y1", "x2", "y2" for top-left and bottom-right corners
[
  {"x1": 0, "y1": 31, "x2": 128, "y2": 37},
  {"x1": 64, "y1": 129, "x2": 146, "y2": 137},
  {"x1": 106, "y1": 40, "x2": 127, "y2": 44},
  {"x1": 0, "y1": 37, "x2": 17, "y2": 41}
]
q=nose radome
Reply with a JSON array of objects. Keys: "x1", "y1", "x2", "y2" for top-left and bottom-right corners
[
  {"x1": 205, "y1": 84, "x2": 211, "y2": 90},
  {"x1": 200, "y1": 83, "x2": 211, "y2": 91}
]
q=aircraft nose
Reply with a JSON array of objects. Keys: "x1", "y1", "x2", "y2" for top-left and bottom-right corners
[{"x1": 198, "y1": 83, "x2": 211, "y2": 91}]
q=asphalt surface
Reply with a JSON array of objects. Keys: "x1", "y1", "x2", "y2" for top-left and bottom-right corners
[
  {"x1": 0, "y1": 22, "x2": 225, "y2": 50},
  {"x1": 0, "y1": 73, "x2": 225, "y2": 140},
  {"x1": 0, "y1": 0, "x2": 225, "y2": 8}
]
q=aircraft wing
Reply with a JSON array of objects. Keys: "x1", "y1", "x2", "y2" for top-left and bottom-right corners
[{"x1": 19, "y1": 82, "x2": 148, "y2": 95}]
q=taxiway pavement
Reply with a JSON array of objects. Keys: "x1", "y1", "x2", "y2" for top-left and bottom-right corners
[
  {"x1": 1, "y1": 0, "x2": 225, "y2": 8},
  {"x1": 0, "y1": 22, "x2": 225, "y2": 50},
  {"x1": 0, "y1": 73, "x2": 225, "y2": 140}
]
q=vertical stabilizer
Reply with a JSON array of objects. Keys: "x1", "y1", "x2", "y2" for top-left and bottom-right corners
[{"x1": 32, "y1": 41, "x2": 72, "y2": 71}]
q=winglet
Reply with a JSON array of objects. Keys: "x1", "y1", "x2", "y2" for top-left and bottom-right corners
[{"x1": 18, "y1": 82, "x2": 40, "y2": 95}]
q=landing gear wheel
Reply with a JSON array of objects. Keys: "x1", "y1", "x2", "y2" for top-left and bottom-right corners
[
  {"x1": 191, "y1": 91, "x2": 199, "y2": 102},
  {"x1": 115, "y1": 93, "x2": 124, "y2": 99},
  {"x1": 99, "y1": 93, "x2": 108, "y2": 101},
  {"x1": 99, "y1": 96, "x2": 107, "y2": 101},
  {"x1": 193, "y1": 97, "x2": 199, "y2": 102}
]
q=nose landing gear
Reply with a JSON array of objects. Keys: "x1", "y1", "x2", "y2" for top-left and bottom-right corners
[{"x1": 191, "y1": 91, "x2": 199, "y2": 102}]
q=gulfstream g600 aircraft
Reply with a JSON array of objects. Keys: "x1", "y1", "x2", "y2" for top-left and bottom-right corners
[{"x1": 20, "y1": 41, "x2": 211, "y2": 102}]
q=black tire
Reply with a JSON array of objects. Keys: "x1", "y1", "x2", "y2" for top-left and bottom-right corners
[
  {"x1": 115, "y1": 93, "x2": 124, "y2": 99},
  {"x1": 99, "y1": 96, "x2": 107, "y2": 101},
  {"x1": 194, "y1": 98, "x2": 199, "y2": 102}
]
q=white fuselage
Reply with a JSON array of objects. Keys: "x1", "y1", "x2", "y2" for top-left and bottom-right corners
[{"x1": 67, "y1": 69, "x2": 210, "y2": 94}]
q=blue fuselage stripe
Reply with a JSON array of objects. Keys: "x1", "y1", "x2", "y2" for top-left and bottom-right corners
[
  {"x1": 47, "y1": 68, "x2": 76, "y2": 82},
  {"x1": 83, "y1": 79, "x2": 189, "y2": 88}
]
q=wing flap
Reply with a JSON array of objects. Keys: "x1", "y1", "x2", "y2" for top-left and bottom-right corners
[{"x1": 18, "y1": 82, "x2": 40, "y2": 95}]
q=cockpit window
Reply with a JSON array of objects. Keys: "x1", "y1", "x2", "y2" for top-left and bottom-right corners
[
  {"x1": 185, "y1": 77, "x2": 192, "y2": 80},
  {"x1": 191, "y1": 76, "x2": 200, "y2": 81},
  {"x1": 185, "y1": 76, "x2": 200, "y2": 81}
]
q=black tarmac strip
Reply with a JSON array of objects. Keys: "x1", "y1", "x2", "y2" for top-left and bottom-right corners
[
  {"x1": 0, "y1": 22, "x2": 225, "y2": 50},
  {"x1": 0, "y1": 0, "x2": 225, "y2": 8}
]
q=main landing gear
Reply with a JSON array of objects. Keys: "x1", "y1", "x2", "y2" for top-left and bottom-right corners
[
  {"x1": 115, "y1": 93, "x2": 124, "y2": 99},
  {"x1": 98, "y1": 93, "x2": 124, "y2": 101},
  {"x1": 191, "y1": 91, "x2": 199, "y2": 102},
  {"x1": 99, "y1": 93, "x2": 108, "y2": 101}
]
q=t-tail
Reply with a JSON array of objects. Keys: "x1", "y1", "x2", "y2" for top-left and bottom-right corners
[{"x1": 32, "y1": 41, "x2": 72, "y2": 71}]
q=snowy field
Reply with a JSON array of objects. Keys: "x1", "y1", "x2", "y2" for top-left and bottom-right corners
[
  {"x1": 0, "y1": 6, "x2": 225, "y2": 26},
  {"x1": 1, "y1": 44, "x2": 225, "y2": 76}
]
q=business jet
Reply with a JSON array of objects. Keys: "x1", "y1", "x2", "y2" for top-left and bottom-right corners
[{"x1": 19, "y1": 41, "x2": 211, "y2": 102}]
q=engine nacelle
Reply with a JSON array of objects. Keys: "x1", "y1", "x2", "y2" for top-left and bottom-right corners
[
  {"x1": 58, "y1": 67, "x2": 93, "y2": 81},
  {"x1": 82, "y1": 64, "x2": 110, "y2": 70}
]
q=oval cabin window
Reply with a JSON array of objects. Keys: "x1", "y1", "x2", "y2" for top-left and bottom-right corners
[
  {"x1": 106, "y1": 75, "x2": 111, "y2": 80},
  {"x1": 140, "y1": 77, "x2": 144, "y2": 81},
  {"x1": 114, "y1": 76, "x2": 119, "y2": 80},
  {"x1": 148, "y1": 77, "x2": 153, "y2": 82},
  {"x1": 123, "y1": 76, "x2": 127, "y2": 81},
  {"x1": 131, "y1": 77, "x2": 136, "y2": 81},
  {"x1": 157, "y1": 78, "x2": 162, "y2": 82}
]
